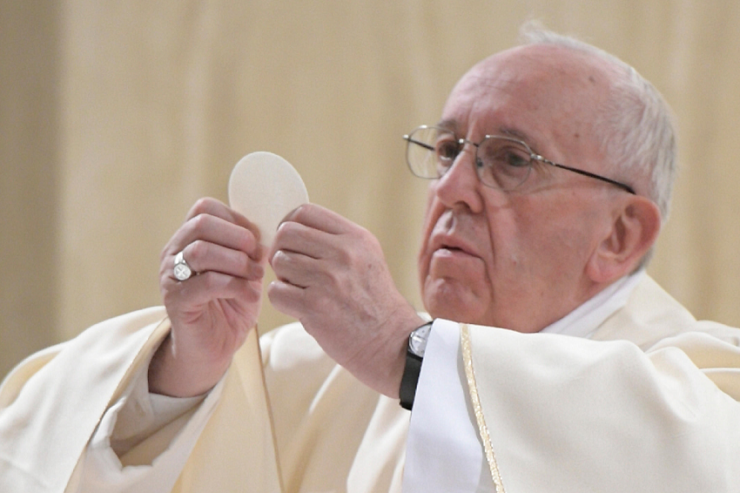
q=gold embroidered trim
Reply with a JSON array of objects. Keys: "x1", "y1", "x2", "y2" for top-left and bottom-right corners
[{"x1": 461, "y1": 324, "x2": 506, "y2": 493}]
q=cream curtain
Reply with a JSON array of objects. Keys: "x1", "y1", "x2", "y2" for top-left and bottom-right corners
[{"x1": 2, "y1": 0, "x2": 739, "y2": 378}]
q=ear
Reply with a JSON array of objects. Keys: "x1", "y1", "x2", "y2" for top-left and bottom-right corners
[{"x1": 586, "y1": 196, "x2": 661, "y2": 283}]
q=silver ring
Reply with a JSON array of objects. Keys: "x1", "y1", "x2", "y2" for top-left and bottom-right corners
[{"x1": 173, "y1": 250, "x2": 193, "y2": 281}]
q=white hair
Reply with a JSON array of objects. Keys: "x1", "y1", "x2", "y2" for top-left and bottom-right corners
[{"x1": 519, "y1": 22, "x2": 678, "y2": 221}]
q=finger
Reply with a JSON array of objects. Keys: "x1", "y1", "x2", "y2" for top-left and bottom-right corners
[
  {"x1": 182, "y1": 241, "x2": 266, "y2": 280},
  {"x1": 267, "y1": 279, "x2": 307, "y2": 319},
  {"x1": 163, "y1": 270, "x2": 262, "y2": 308},
  {"x1": 270, "y1": 249, "x2": 329, "y2": 288},
  {"x1": 271, "y1": 220, "x2": 339, "y2": 260},
  {"x1": 184, "y1": 198, "x2": 262, "y2": 245},
  {"x1": 280, "y1": 203, "x2": 354, "y2": 236},
  {"x1": 168, "y1": 213, "x2": 263, "y2": 260}
]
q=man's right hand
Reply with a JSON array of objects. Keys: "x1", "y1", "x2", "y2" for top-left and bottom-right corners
[{"x1": 150, "y1": 198, "x2": 266, "y2": 397}]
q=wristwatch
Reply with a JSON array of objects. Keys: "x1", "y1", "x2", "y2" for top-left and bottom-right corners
[{"x1": 399, "y1": 321, "x2": 433, "y2": 410}]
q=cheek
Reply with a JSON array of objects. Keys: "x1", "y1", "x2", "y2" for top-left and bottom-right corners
[
  {"x1": 508, "y1": 200, "x2": 598, "y2": 279},
  {"x1": 417, "y1": 192, "x2": 442, "y2": 289}
]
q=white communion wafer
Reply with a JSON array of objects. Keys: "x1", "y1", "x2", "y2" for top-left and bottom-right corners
[{"x1": 228, "y1": 151, "x2": 309, "y2": 246}]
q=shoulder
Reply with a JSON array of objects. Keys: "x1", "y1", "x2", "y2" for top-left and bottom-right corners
[
  {"x1": 596, "y1": 275, "x2": 740, "y2": 357},
  {"x1": 595, "y1": 276, "x2": 713, "y2": 348}
]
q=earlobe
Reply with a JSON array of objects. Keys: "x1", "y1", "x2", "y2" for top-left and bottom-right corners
[{"x1": 586, "y1": 197, "x2": 661, "y2": 283}]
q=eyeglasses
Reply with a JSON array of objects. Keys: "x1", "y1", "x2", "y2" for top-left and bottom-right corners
[{"x1": 403, "y1": 125, "x2": 636, "y2": 194}]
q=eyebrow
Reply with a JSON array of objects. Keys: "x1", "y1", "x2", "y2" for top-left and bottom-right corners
[
  {"x1": 435, "y1": 119, "x2": 542, "y2": 151},
  {"x1": 435, "y1": 119, "x2": 458, "y2": 132},
  {"x1": 498, "y1": 127, "x2": 531, "y2": 143}
]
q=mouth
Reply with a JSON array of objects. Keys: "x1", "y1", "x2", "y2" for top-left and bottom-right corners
[
  {"x1": 432, "y1": 247, "x2": 477, "y2": 263},
  {"x1": 430, "y1": 236, "x2": 478, "y2": 258},
  {"x1": 437, "y1": 245, "x2": 466, "y2": 254}
]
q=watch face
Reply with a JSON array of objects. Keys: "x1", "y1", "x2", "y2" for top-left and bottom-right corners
[{"x1": 409, "y1": 323, "x2": 432, "y2": 357}]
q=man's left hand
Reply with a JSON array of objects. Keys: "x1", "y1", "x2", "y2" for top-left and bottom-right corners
[{"x1": 268, "y1": 204, "x2": 425, "y2": 397}]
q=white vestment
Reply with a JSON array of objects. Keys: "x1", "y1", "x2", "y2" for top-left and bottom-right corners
[{"x1": 1, "y1": 275, "x2": 740, "y2": 492}]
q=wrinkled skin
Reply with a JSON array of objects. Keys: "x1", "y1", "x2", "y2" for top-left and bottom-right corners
[
  {"x1": 267, "y1": 204, "x2": 424, "y2": 397},
  {"x1": 151, "y1": 198, "x2": 265, "y2": 397},
  {"x1": 418, "y1": 44, "x2": 630, "y2": 334},
  {"x1": 152, "y1": 44, "x2": 659, "y2": 398}
]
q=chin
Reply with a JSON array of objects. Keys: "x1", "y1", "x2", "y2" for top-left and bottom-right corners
[{"x1": 422, "y1": 278, "x2": 488, "y2": 324}]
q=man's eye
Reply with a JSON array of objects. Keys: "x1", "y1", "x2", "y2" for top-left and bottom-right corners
[
  {"x1": 435, "y1": 141, "x2": 459, "y2": 161},
  {"x1": 502, "y1": 150, "x2": 529, "y2": 168},
  {"x1": 486, "y1": 145, "x2": 530, "y2": 168}
]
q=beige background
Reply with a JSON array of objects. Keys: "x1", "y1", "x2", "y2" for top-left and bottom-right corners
[{"x1": 2, "y1": 1, "x2": 739, "y2": 379}]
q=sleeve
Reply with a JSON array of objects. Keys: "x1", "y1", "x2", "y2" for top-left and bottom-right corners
[
  {"x1": 74, "y1": 370, "x2": 226, "y2": 493},
  {"x1": 402, "y1": 319, "x2": 491, "y2": 492},
  {"x1": 404, "y1": 321, "x2": 740, "y2": 493},
  {"x1": 102, "y1": 349, "x2": 207, "y2": 459},
  {"x1": 0, "y1": 308, "x2": 171, "y2": 492},
  {"x1": 465, "y1": 324, "x2": 740, "y2": 493},
  {"x1": 1, "y1": 311, "x2": 282, "y2": 493}
]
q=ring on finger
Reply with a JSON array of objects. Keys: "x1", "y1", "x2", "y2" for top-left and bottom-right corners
[{"x1": 173, "y1": 250, "x2": 195, "y2": 281}]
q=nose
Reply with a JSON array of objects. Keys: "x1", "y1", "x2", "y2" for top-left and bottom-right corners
[{"x1": 432, "y1": 145, "x2": 484, "y2": 213}]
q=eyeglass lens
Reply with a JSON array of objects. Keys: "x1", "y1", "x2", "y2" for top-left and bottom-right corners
[{"x1": 407, "y1": 126, "x2": 535, "y2": 190}]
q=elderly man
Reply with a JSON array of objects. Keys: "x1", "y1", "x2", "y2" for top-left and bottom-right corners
[{"x1": 2, "y1": 26, "x2": 740, "y2": 493}]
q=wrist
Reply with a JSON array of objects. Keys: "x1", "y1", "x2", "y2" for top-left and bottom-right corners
[
  {"x1": 399, "y1": 320, "x2": 433, "y2": 410},
  {"x1": 365, "y1": 310, "x2": 426, "y2": 398},
  {"x1": 148, "y1": 332, "x2": 231, "y2": 397}
]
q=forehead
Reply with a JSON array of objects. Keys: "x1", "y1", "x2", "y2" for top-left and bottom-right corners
[{"x1": 441, "y1": 45, "x2": 611, "y2": 154}]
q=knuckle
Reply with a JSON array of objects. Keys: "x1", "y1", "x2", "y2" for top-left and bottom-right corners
[
  {"x1": 311, "y1": 293, "x2": 334, "y2": 316},
  {"x1": 198, "y1": 271, "x2": 219, "y2": 290},
  {"x1": 193, "y1": 197, "x2": 214, "y2": 212},
  {"x1": 187, "y1": 239, "x2": 210, "y2": 263},
  {"x1": 272, "y1": 249, "x2": 289, "y2": 266},
  {"x1": 251, "y1": 262, "x2": 265, "y2": 279},
  {"x1": 291, "y1": 203, "x2": 310, "y2": 221},
  {"x1": 239, "y1": 227, "x2": 257, "y2": 249},
  {"x1": 237, "y1": 251, "x2": 252, "y2": 273},
  {"x1": 276, "y1": 220, "x2": 299, "y2": 239},
  {"x1": 335, "y1": 245, "x2": 353, "y2": 266},
  {"x1": 185, "y1": 197, "x2": 215, "y2": 221},
  {"x1": 356, "y1": 227, "x2": 378, "y2": 249},
  {"x1": 191, "y1": 213, "x2": 210, "y2": 233},
  {"x1": 324, "y1": 268, "x2": 342, "y2": 290},
  {"x1": 271, "y1": 255, "x2": 289, "y2": 277},
  {"x1": 287, "y1": 203, "x2": 318, "y2": 226}
]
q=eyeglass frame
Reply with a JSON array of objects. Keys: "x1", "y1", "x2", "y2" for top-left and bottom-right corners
[{"x1": 403, "y1": 125, "x2": 636, "y2": 195}]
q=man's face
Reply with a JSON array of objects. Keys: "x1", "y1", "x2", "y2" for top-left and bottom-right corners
[{"x1": 417, "y1": 45, "x2": 622, "y2": 333}]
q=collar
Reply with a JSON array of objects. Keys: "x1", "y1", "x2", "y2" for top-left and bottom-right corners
[{"x1": 541, "y1": 270, "x2": 646, "y2": 339}]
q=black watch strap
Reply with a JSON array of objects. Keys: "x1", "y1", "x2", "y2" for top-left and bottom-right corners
[
  {"x1": 399, "y1": 352, "x2": 422, "y2": 410},
  {"x1": 399, "y1": 321, "x2": 433, "y2": 410}
]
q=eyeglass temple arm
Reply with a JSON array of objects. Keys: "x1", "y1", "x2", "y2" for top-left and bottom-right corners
[
  {"x1": 403, "y1": 135, "x2": 435, "y2": 152},
  {"x1": 536, "y1": 156, "x2": 636, "y2": 195}
]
